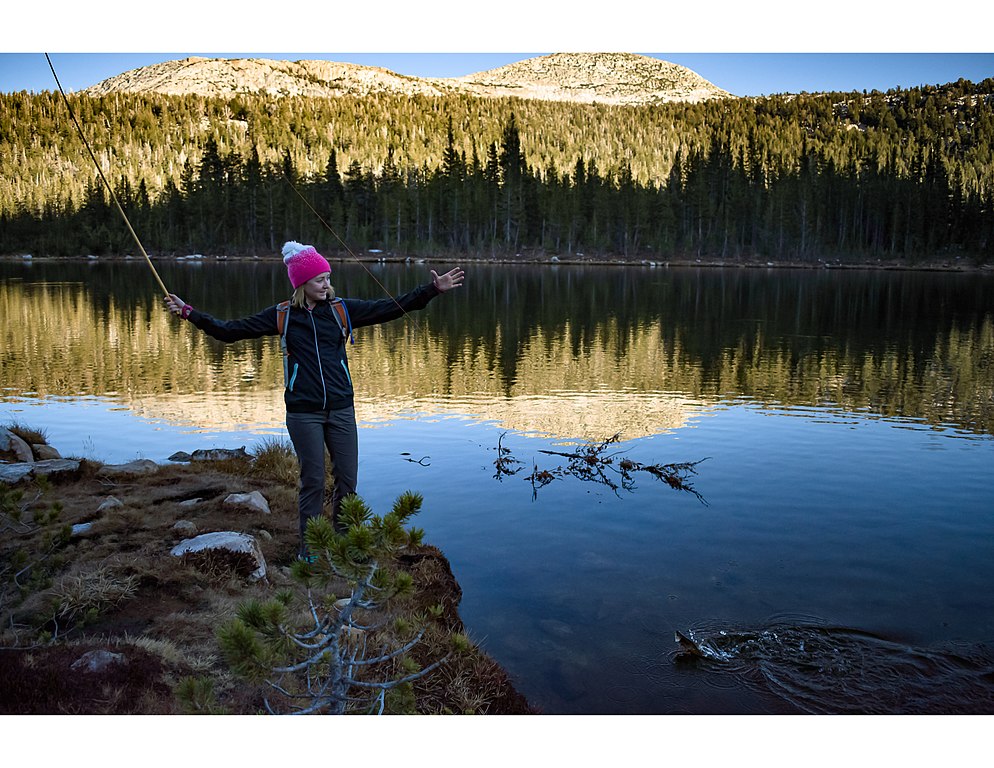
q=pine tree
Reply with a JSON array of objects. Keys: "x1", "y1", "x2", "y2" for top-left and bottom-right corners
[
  {"x1": 497, "y1": 113, "x2": 528, "y2": 247},
  {"x1": 216, "y1": 492, "x2": 468, "y2": 714},
  {"x1": 3, "y1": 80, "x2": 993, "y2": 263}
]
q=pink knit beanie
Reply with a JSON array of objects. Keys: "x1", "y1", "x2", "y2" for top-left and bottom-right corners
[{"x1": 282, "y1": 241, "x2": 331, "y2": 288}]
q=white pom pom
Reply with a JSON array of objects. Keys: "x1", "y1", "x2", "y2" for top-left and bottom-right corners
[{"x1": 282, "y1": 240, "x2": 307, "y2": 264}]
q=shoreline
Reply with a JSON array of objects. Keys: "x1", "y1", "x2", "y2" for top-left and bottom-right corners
[
  {"x1": 3, "y1": 251, "x2": 992, "y2": 273},
  {"x1": 0, "y1": 433, "x2": 536, "y2": 715}
]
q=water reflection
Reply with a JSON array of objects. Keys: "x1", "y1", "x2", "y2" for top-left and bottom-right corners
[
  {"x1": 3, "y1": 259, "x2": 994, "y2": 714},
  {"x1": 2, "y1": 261, "x2": 992, "y2": 440}
]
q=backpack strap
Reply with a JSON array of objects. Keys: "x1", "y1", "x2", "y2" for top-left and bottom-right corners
[
  {"x1": 331, "y1": 298, "x2": 355, "y2": 345},
  {"x1": 276, "y1": 300, "x2": 292, "y2": 387},
  {"x1": 275, "y1": 299, "x2": 353, "y2": 389},
  {"x1": 276, "y1": 300, "x2": 291, "y2": 337}
]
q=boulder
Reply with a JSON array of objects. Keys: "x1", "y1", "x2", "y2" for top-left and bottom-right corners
[
  {"x1": 71, "y1": 522, "x2": 94, "y2": 536},
  {"x1": 0, "y1": 459, "x2": 81, "y2": 485},
  {"x1": 191, "y1": 446, "x2": 251, "y2": 462},
  {"x1": 172, "y1": 520, "x2": 198, "y2": 536},
  {"x1": 171, "y1": 531, "x2": 267, "y2": 581},
  {"x1": 30, "y1": 459, "x2": 82, "y2": 480},
  {"x1": 0, "y1": 427, "x2": 34, "y2": 463},
  {"x1": 32, "y1": 443, "x2": 62, "y2": 460},
  {"x1": 71, "y1": 649, "x2": 126, "y2": 673},
  {"x1": 99, "y1": 459, "x2": 159, "y2": 477},
  {"x1": 224, "y1": 491, "x2": 271, "y2": 515},
  {"x1": 169, "y1": 447, "x2": 251, "y2": 463},
  {"x1": 97, "y1": 496, "x2": 123, "y2": 512},
  {"x1": 0, "y1": 463, "x2": 33, "y2": 485}
]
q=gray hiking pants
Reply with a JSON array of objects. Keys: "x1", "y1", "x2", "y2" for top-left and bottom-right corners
[{"x1": 285, "y1": 406, "x2": 358, "y2": 556}]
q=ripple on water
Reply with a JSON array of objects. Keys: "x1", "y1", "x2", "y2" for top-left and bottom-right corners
[{"x1": 673, "y1": 616, "x2": 994, "y2": 714}]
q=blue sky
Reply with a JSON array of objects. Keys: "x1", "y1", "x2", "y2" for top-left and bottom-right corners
[{"x1": 2, "y1": 2, "x2": 992, "y2": 97}]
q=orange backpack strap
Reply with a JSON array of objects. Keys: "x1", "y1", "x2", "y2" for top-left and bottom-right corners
[
  {"x1": 331, "y1": 298, "x2": 355, "y2": 345},
  {"x1": 276, "y1": 300, "x2": 291, "y2": 337},
  {"x1": 276, "y1": 299, "x2": 353, "y2": 350}
]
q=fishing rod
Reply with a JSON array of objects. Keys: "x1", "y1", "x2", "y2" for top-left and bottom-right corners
[
  {"x1": 45, "y1": 53, "x2": 170, "y2": 298},
  {"x1": 48, "y1": 51, "x2": 429, "y2": 319},
  {"x1": 279, "y1": 169, "x2": 423, "y2": 334}
]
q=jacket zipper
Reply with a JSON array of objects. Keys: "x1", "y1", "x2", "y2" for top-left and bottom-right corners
[{"x1": 308, "y1": 311, "x2": 327, "y2": 409}]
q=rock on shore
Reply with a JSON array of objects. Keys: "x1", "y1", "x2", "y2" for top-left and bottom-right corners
[{"x1": 0, "y1": 436, "x2": 535, "y2": 714}]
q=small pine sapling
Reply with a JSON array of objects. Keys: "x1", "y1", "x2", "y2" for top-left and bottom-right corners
[{"x1": 217, "y1": 491, "x2": 461, "y2": 714}]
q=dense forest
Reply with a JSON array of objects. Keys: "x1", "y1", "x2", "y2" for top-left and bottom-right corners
[{"x1": 1, "y1": 79, "x2": 993, "y2": 263}]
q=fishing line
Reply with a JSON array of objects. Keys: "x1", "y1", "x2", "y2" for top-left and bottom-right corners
[
  {"x1": 279, "y1": 169, "x2": 423, "y2": 334},
  {"x1": 47, "y1": 50, "x2": 424, "y2": 319},
  {"x1": 45, "y1": 53, "x2": 170, "y2": 298}
]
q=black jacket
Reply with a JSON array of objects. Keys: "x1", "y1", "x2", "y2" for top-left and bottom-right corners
[{"x1": 187, "y1": 282, "x2": 441, "y2": 412}]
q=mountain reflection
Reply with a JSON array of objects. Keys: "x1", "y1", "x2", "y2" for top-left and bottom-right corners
[{"x1": 2, "y1": 261, "x2": 992, "y2": 439}]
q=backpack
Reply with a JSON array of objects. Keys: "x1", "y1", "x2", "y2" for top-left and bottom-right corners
[{"x1": 276, "y1": 298, "x2": 354, "y2": 387}]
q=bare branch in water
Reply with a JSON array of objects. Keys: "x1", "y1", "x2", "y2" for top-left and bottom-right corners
[
  {"x1": 493, "y1": 432, "x2": 524, "y2": 480},
  {"x1": 498, "y1": 433, "x2": 709, "y2": 504},
  {"x1": 525, "y1": 461, "x2": 559, "y2": 501},
  {"x1": 620, "y1": 457, "x2": 710, "y2": 505}
]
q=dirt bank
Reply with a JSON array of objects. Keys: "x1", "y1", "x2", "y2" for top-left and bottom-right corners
[{"x1": 0, "y1": 438, "x2": 535, "y2": 715}]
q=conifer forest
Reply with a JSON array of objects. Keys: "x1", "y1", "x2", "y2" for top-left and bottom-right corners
[{"x1": 2, "y1": 79, "x2": 993, "y2": 263}]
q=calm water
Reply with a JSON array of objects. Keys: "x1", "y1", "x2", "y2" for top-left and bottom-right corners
[{"x1": 2, "y1": 258, "x2": 994, "y2": 714}]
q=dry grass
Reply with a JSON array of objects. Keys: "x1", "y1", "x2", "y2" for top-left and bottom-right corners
[
  {"x1": 250, "y1": 437, "x2": 299, "y2": 485},
  {"x1": 421, "y1": 657, "x2": 509, "y2": 714},
  {"x1": 117, "y1": 633, "x2": 218, "y2": 673},
  {"x1": 180, "y1": 549, "x2": 260, "y2": 582},
  {"x1": 4, "y1": 421, "x2": 49, "y2": 446},
  {"x1": 50, "y1": 566, "x2": 139, "y2": 625},
  {"x1": 0, "y1": 447, "x2": 534, "y2": 715}
]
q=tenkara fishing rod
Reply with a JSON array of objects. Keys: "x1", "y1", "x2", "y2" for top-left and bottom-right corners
[
  {"x1": 45, "y1": 53, "x2": 170, "y2": 298},
  {"x1": 48, "y1": 50, "x2": 428, "y2": 317},
  {"x1": 279, "y1": 169, "x2": 424, "y2": 334}
]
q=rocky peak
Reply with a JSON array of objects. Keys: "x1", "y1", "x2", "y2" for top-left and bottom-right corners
[
  {"x1": 83, "y1": 56, "x2": 452, "y2": 99},
  {"x1": 455, "y1": 52, "x2": 732, "y2": 104},
  {"x1": 83, "y1": 52, "x2": 731, "y2": 105}
]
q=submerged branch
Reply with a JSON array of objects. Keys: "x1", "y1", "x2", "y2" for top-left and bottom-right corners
[
  {"x1": 493, "y1": 431, "x2": 524, "y2": 480},
  {"x1": 499, "y1": 433, "x2": 710, "y2": 504}
]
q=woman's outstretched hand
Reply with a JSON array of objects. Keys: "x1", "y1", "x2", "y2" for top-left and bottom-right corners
[
  {"x1": 163, "y1": 293, "x2": 187, "y2": 316},
  {"x1": 431, "y1": 267, "x2": 465, "y2": 293}
]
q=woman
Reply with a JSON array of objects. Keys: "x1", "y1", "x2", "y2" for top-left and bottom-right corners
[{"x1": 164, "y1": 241, "x2": 464, "y2": 558}]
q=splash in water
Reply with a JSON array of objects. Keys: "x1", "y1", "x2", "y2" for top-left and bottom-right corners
[{"x1": 674, "y1": 622, "x2": 994, "y2": 714}]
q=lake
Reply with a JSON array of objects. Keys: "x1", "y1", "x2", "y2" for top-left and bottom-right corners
[{"x1": 2, "y1": 257, "x2": 994, "y2": 714}]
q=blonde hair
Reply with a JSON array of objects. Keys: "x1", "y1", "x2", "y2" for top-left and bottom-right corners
[{"x1": 290, "y1": 284, "x2": 335, "y2": 309}]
